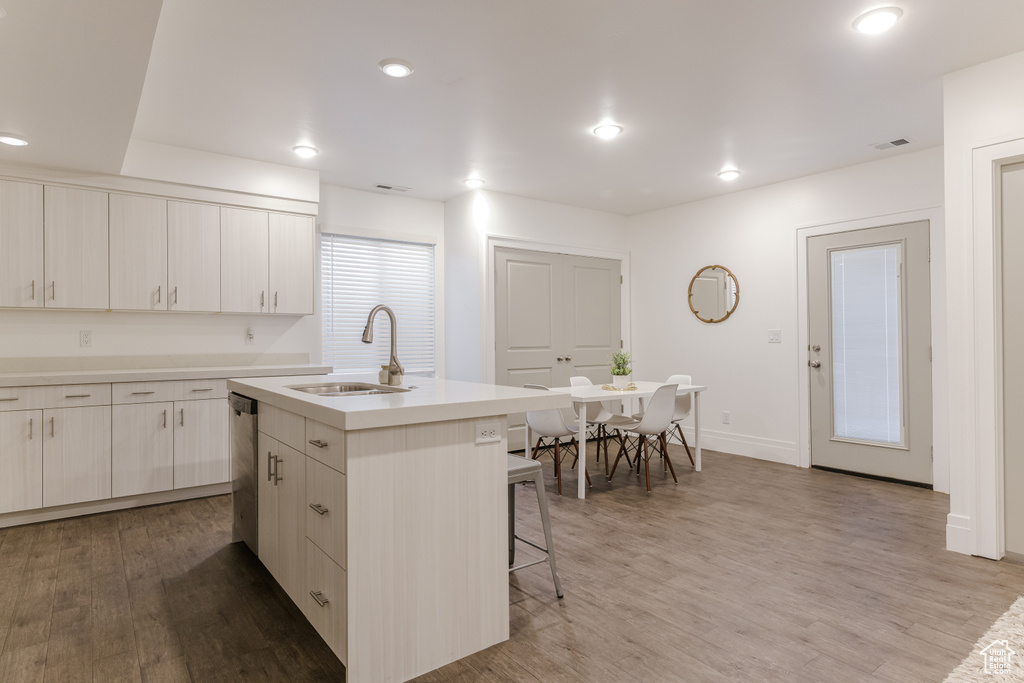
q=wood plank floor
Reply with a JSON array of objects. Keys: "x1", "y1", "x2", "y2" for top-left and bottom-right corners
[{"x1": 0, "y1": 446, "x2": 1021, "y2": 682}]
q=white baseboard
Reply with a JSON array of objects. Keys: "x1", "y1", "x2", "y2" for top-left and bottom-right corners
[
  {"x1": 946, "y1": 513, "x2": 973, "y2": 555},
  {"x1": 669, "y1": 426, "x2": 799, "y2": 466},
  {"x1": 0, "y1": 482, "x2": 232, "y2": 529}
]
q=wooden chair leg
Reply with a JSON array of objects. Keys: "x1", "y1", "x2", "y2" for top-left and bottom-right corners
[
  {"x1": 609, "y1": 436, "x2": 628, "y2": 479},
  {"x1": 643, "y1": 437, "x2": 651, "y2": 492},
  {"x1": 676, "y1": 423, "x2": 695, "y2": 466},
  {"x1": 661, "y1": 432, "x2": 678, "y2": 483},
  {"x1": 554, "y1": 439, "x2": 562, "y2": 496}
]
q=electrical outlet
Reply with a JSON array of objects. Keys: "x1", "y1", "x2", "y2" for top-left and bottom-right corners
[
  {"x1": 722, "y1": 410, "x2": 731, "y2": 424},
  {"x1": 79, "y1": 330, "x2": 92, "y2": 348},
  {"x1": 245, "y1": 327, "x2": 255, "y2": 345},
  {"x1": 475, "y1": 421, "x2": 501, "y2": 445},
  {"x1": 768, "y1": 329, "x2": 782, "y2": 344}
]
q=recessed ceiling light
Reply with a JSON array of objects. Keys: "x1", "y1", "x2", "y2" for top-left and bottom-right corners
[
  {"x1": 464, "y1": 178, "x2": 485, "y2": 189},
  {"x1": 717, "y1": 169, "x2": 741, "y2": 181},
  {"x1": 379, "y1": 59, "x2": 414, "y2": 78},
  {"x1": 0, "y1": 134, "x2": 28, "y2": 147},
  {"x1": 291, "y1": 145, "x2": 319, "y2": 159},
  {"x1": 853, "y1": 6, "x2": 903, "y2": 34},
  {"x1": 592, "y1": 124, "x2": 623, "y2": 140}
]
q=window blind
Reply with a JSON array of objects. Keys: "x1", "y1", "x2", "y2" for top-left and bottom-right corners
[{"x1": 321, "y1": 233, "x2": 435, "y2": 376}]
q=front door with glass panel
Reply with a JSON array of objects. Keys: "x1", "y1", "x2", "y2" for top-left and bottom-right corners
[{"x1": 807, "y1": 221, "x2": 932, "y2": 484}]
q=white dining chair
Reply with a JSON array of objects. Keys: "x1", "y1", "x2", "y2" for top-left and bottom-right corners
[
  {"x1": 569, "y1": 376, "x2": 636, "y2": 477},
  {"x1": 524, "y1": 384, "x2": 591, "y2": 496},
  {"x1": 665, "y1": 374, "x2": 695, "y2": 467},
  {"x1": 610, "y1": 384, "x2": 679, "y2": 492}
]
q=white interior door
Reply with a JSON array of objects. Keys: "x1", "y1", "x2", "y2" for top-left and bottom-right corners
[
  {"x1": 807, "y1": 221, "x2": 932, "y2": 484},
  {"x1": 1002, "y1": 161, "x2": 1024, "y2": 553},
  {"x1": 494, "y1": 247, "x2": 621, "y2": 450}
]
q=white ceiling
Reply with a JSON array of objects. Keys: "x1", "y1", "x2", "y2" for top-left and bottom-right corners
[{"x1": 3, "y1": 1, "x2": 1024, "y2": 215}]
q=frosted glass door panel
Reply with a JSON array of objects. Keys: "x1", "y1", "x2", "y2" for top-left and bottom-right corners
[{"x1": 830, "y1": 244, "x2": 904, "y2": 446}]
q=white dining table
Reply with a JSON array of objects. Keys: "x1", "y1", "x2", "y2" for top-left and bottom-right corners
[{"x1": 543, "y1": 381, "x2": 708, "y2": 499}]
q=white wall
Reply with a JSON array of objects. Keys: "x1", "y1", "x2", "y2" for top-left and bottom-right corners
[
  {"x1": 444, "y1": 190, "x2": 628, "y2": 383},
  {"x1": 316, "y1": 184, "x2": 446, "y2": 373},
  {"x1": 626, "y1": 147, "x2": 945, "y2": 468},
  {"x1": 943, "y1": 49, "x2": 1024, "y2": 555}
]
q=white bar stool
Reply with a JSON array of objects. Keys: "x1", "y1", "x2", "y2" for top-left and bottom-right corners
[{"x1": 508, "y1": 454, "x2": 564, "y2": 599}]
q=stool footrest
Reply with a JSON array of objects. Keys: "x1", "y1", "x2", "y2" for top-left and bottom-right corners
[
  {"x1": 510, "y1": 557, "x2": 551, "y2": 572},
  {"x1": 513, "y1": 535, "x2": 550, "y2": 554}
]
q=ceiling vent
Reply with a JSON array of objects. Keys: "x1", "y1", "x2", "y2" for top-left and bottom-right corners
[
  {"x1": 374, "y1": 184, "x2": 411, "y2": 193},
  {"x1": 873, "y1": 137, "x2": 912, "y2": 151}
]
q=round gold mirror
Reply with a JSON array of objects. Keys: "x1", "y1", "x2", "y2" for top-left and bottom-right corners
[{"x1": 688, "y1": 265, "x2": 739, "y2": 323}]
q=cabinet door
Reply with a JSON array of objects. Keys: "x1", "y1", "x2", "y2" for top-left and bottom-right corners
[
  {"x1": 168, "y1": 201, "x2": 220, "y2": 312},
  {"x1": 220, "y1": 207, "x2": 268, "y2": 313},
  {"x1": 42, "y1": 406, "x2": 112, "y2": 507},
  {"x1": 269, "y1": 213, "x2": 314, "y2": 315},
  {"x1": 173, "y1": 398, "x2": 228, "y2": 489},
  {"x1": 275, "y1": 442, "x2": 306, "y2": 598},
  {"x1": 0, "y1": 180, "x2": 44, "y2": 308},
  {"x1": 304, "y1": 540, "x2": 347, "y2": 663},
  {"x1": 112, "y1": 402, "x2": 173, "y2": 497},
  {"x1": 109, "y1": 193, "x2": 168, "y2": 311},
  {"x1": 0, "y1": 410, "x2": 43, "y2": 513},
  {"x1": 257, "y1": 431, "x2": 280, "y2": 576},
  {"x1": 43, "y1": 186, "x2": 109, "y2": 309}
]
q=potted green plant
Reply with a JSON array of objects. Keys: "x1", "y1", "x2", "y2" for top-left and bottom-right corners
[{"x1": 610, "y1": 351, "x2": 632, "y2": 389}]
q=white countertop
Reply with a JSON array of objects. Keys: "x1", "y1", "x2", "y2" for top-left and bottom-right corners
[
  {"x1": 0, "y1": 364, "x2": 333, "y2": 387},
  {"x1": 227, "y1": 374, "x2": 570, "y2": 431}
]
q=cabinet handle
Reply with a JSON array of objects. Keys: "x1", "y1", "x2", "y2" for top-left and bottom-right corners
[
  {"x1": 565, "y1": 355, "x2": 572, "y2": 361},
  {"x1": 29, "y1": 418, "x2": 33, "y2": 440},
  {"x1": 31, "y1": 279, "x2": 35, "y2": 300},
  {"x1": 163, "y1": 410, "x2": 167, "y2": 429},
  {"x1": 173, "y1": 286, "x2": 178, "y2": 305},
  {"x1": 132, "y1": 391, "x2": 156, "y2": 395},
  {"x1": 308, "y1": 439, "x2": 328, "y2": 449},
  {"x1": 50, "y1": 417, "x2": 55, "y2": 437},
  {"x1": 180, "y1": 408, "x2": 184, "y2": 426},
  {"x1": 260, "y1": 291, "x2": 265, "y2": 309},
  {"x1": 267, "y1": 451, "x2": 273, "y2": 481},
  {"x1": 273, "y1": 456, "x2": 282, "y2": 485},
  {"x1": 156, "y1": 285, "x2": 161, "y2": 304},
  {"x1": 51, "y1": 281, "x2": 55, "y2": 301},
  {"x1": 65, "y1": 394, "x2": 90, "y2": 399},
  {"x1": 191, "y1": 388, "x2": 214, "y2": 392},
  {"x1": 274, "y1": 291, "x2": 278, "y2": 309},
  {"x1": 309, "y1": 591, "x2": 329, "y2": 607},
  {"x1": 309, "y1": 503, "x2": 328, "y2": 516},
  {"x1": 0, "y1": 397, "x2": 19, "y2": 402},
  {"x1": 556, "y1": 356, "x2": 565, "y2": 362}
]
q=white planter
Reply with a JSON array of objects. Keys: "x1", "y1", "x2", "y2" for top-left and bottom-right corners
[{"x1": 612, "y1": 374, "x2": 630, "y2": 389}]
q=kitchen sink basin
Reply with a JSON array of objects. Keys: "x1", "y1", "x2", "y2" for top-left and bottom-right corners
[{"x1": 287, "y1": 382, "x2": 411, "y2": 397}]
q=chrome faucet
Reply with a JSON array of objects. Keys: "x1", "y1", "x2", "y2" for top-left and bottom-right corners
[{"x1": 361, "y1": 304, "x2": 404, "y2": 385}]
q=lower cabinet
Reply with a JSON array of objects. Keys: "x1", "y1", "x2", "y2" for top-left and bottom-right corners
[
  {"x1": 304, "y1": 539, "x2": 347, "y2": 662},
  {"x1": 43, "y1": 405, "x2": 112, "y2": 507},
  {"x1": 112, "y1": 403, "x2": 174, "y2": 497},
  {"x1": 0, "y1": 410, "x2": 43, "y2": 514},
  {"x1": 173, "y1": 398, "x2": 228, "y2": 488},
  {"x1": 257, "y1": 431, "x2": 306, "y2": 599}
]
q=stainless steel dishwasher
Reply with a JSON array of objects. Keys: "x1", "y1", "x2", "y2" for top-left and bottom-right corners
[{"x1": 230, "y1": 392, "x2": 259, "y2": 554}]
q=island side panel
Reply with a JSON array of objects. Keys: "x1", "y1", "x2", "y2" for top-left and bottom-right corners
[{"x1": 345, "y1": 416, "x2": 509, "y2": 683}]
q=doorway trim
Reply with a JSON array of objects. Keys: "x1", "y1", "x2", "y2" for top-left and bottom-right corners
[
  {"x1": 484, "y1": 235, "x2": 630, "y2": 385},
  {"x1": 795, "y1": 207, "x2": 945, "y2": 489},
  {"x1": 962, "y1": 136, "x2": 1024, "y2": 560}
]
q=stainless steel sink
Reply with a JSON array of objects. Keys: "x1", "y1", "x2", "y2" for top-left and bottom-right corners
[{"x1": 286, "y1": 382, "x2": 411, "y2": 397}]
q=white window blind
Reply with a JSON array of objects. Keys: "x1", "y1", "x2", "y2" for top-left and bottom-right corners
[
  {"x1": 830, "y1": 244, "x2": 903, "y2": 445},
  {"x1": 321, "y1": 233, "x2": 435, "y2": 376}
]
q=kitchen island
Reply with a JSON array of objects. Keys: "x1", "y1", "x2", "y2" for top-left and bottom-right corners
[{"x1": 226, "y1": 374, "x2": 567, "y2": 683}]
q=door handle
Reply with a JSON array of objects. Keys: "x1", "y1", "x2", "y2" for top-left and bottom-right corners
[
  {"x1": 309, "y1": 503, "x2": 328, "y2": 516},
  {"x1": 180, "y1": 408, "x2": 185, "y2": 426},
  {"x1": 811, "y1": 344, "x2": 821, "y2": 352},
  {"x1": 308, "y1": 439, "x2": 328, "y2": 449},
  {"x1": 808, "y1": 360, "x2": 821, "y2": 368},
  {"x1": 273, "y1": 456, "x2": 282, "y2": 485},
  {"x1": 309, "y1": 590, "x2": 329, "y2": 607},
  {"x1": 163, "y1": 410, "x2": 167, "y2": 428},
  {"x1": 267, "y1": 451, "x2": 273, "y2": 481},
  {"x1": 50, "y1": 416, "x2": 55, "y2": 437}
]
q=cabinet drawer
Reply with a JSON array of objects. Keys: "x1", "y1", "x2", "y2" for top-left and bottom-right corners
[
  {"x1": 112, "y1": 379, "x2": 227, "y2": 404},
  {"x1": 306, "y1": 457, "x2": 346, "y2": 568},
  {"x1": 304, "y1": 540, "x2": 347, "y2": 664},
  {"x1": 305, "y1": 420, "x2": 345, "y2": 473},
  {"x1": 259, "y1": 404, "x2": 305, "y2": 452},
  {"x1": 0, "y1": 386, "x2": 50, "y2": 412},
  {"x1": 0, "y1": 384, "x2": 111, "y2": 411}
]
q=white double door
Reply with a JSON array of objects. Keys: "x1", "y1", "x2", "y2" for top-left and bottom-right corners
[{"x1": 494, "y1": 247, "x2": 622, "y2": 451}]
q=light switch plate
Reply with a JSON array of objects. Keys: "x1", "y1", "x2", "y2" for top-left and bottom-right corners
[
  {"x1": 475, "y1": 421, "x2": 501, "y2": 444},
  {"x1": 768, "y1": 329, "x2": 782, "y2": 344}
]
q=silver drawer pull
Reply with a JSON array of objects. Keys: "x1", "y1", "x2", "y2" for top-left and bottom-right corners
[
  {"x1": 29, "y1": 418, "x2": 33, "y2": 439},
  {"x1": 309, "y1": 503, "x2": 328, "y2": 516},
  {"x1": 309, "y1": 591, "x2": 329, "y2": 607},
  {"x1": 0, "y1": 397, "x2": 19, "y2": 402},
  {"x1": 308, "y1": 439, "x2": 328, "y2": 449},
  {"x1": 132, "y1": 391, "x2": 156, "y2": 395},
  {"x1": 191, "y1": 388, "x2": 214, "y2": 392},
  {"x1": 65, "y1": 394, "x2": 90, "y2": 399}
]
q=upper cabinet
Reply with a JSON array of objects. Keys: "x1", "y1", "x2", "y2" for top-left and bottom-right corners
[
  {"x1": 168, "y1": 201, "x2": 220, "y2": 313},
  {"x1": 44, "y1": 186, "x2": 109, "y2": 310},
  {"x1": 269, "y1": 213, "x2": 314, "y2": 315},
  {"x1": 109, "y1": 193, "x2": 168, "y2": 311},
  {"x1": 221, "y1": 207, "x2": 270, "y2": 314},
  {"x1": 0, "y1": 180, "x2": 44, "y2": 308}
]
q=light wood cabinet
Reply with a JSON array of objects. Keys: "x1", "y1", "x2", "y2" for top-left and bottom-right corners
[
  {"x1": 304, "y1": 540, "x2": 347, "y2": 661},
  {"x1": 305, "y1": 457, "x2": 346, "y2": 566},
  {"x1": 109, "y1": 194, "x2": 168, "y2": 311},
  {"x1": 220, "y1": 207, "x2": 269, "y2": 313},
  {"x1": 0, "y1": 411, "x2": 43, "y2": 514},
  {"x1": 173, "y1": 398, "x2": 228, "y2": 489},
  {"x1": 0, "y1": 180, "x2": 44, "y2": 308},
  {"x1": 42, "y1": 405, "x2": 112, "y2": 507},
  {"x1": 43, "y1": 186, "x2": 109, "y2": 309},
  {"x1": 257, "y1": 431, "x2": 306, "y2": 599},
  {"x1": 112, "y1": 403, "x2": 174, "y2": 497},
  {"x1": 168, "y1": 200, "x2": 220, "y2": 312},
  {"x1": 269, "y1": 213, "x2": 314, "y2": 315}
]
